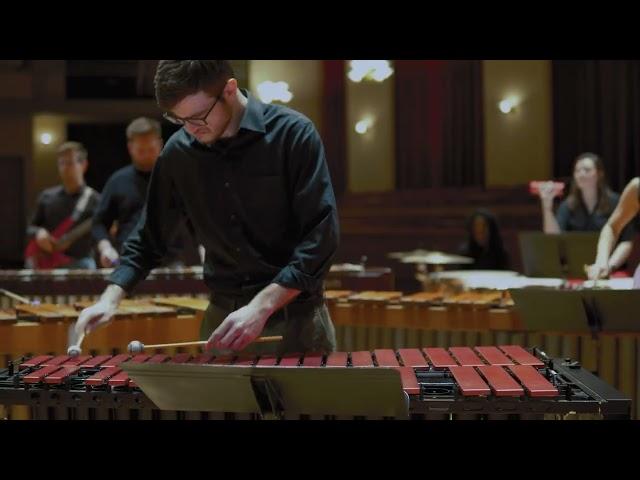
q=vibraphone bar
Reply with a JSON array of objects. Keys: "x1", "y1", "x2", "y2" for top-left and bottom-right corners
[
  {"x1": 0, "y1": 267, "x2": 209, "y2": 308},
  {"x1": 0, "y1": 346, "x2": 630, "y2": 420}
]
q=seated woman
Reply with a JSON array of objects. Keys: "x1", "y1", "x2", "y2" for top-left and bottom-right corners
[
  {"x1": 539, "y1": 152, "x2": 635, "y2": 274},
  {"x1": 459, "y1": 209, "x2": 510, "y2": 270},
  {"x1": 588, "y1": 177, "x2": 640, "y2": 280}
]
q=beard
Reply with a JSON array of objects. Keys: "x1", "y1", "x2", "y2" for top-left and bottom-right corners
[{"x1": 188, "y1": 103, "x2": 234, "y2": 146}]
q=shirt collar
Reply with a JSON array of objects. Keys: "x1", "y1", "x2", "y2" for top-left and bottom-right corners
[{"x1": 238, "y1": 89, "x2": 266, "y2": 134}]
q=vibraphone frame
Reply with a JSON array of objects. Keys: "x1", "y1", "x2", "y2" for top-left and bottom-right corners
[{"x1": 0, "y1": 347, "x2": 631, "y2": 420}]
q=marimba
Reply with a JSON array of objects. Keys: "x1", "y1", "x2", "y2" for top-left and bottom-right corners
[
  {"x1": 0, "y1": 267, "x2": 208, "y2": 308},
  {"x1": 326, "y1": 290, "x2": 518, "y2": 350},
  {"x1": 0, "y1": 346, "x2": 630, "y2": 420},
  {"x1": 0, "y1": 298, "x2": 205, "y2": 369}
]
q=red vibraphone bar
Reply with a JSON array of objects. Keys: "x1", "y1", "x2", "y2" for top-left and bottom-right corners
[{"x1": 0, "y1": 345, "x2": 631, "y2": 420}]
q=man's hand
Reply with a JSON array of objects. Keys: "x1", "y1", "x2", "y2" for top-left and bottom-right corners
[
  {"x1": 205, "y1": 283, "x2": 300, "y2": 352},
  {"x1": 100, "y1": 245, "x2": 120, "y2": 267},
  {"x1": 98, "y1": 240, "x2": 119, "y2": 268},
  {"x1": 74, "y1": 299, "x2": 118, "y2": 337},
  {"x1": 206, "y1": 304, "x2": 270, "y2": 352},
  {"x1": 73, "y1": 285, "x2": 125, "y2": 337},
  {"x1": 35, "y1": 228, "x2": 55, "y2": 253}
]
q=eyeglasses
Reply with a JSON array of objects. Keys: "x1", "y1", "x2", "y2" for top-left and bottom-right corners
[{"x1": 163, "y1": 94, "x2": 222, "y2": 126}]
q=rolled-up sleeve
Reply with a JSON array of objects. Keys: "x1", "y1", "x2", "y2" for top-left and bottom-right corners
[{"x1": 271, "y1": 122, "x2": 339, "y2": 293}]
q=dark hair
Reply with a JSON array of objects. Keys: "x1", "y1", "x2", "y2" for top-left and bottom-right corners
[
  {"x1": 566, "y1": 152, "x2": 613, "y2": 215},
  {"x1": 126, "y1": 117, "x2": 161, "y2": 140},
  {"x1": 154, "y1": 60, "x2": 234, "y2": 110},
  {"x1": 460, "y1": 209, "x2": 509, "y2": 270}
]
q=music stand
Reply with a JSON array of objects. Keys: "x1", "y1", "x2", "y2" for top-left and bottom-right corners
[
  {"x1": 561, "y1": 232, "x2": 600, "y2": 278},
  {"x1": 518, "y1": 232, "x2": 564, "y2": 277},
  {"x1": 509, "y1": 288, "x2": 592, "y2": 332},
  {"x1": 122, "y1": 363, "x2": 410, "y2": 419},
  {"x1": 587, "y1": 290, "x2": 640, "y2": 333},
  {"x1": 518, "y1": 232, "x2": 600, "y2": 278}
]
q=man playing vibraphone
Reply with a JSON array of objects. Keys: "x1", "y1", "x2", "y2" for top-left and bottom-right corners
[{"x1": 73, "y1": 60, "x2": 339, "y2": 356}]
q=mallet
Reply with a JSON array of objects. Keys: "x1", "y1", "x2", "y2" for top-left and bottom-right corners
[{"x1": 127, "y1": 336, "x2": 283, "y2": 354}]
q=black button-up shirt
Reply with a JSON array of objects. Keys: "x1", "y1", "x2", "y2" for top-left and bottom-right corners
[
  {"x1": 109, "y1": 91, "x2": 339, "y2": 297},
  {"x1": 91, "y1": 164, "x2": 200, "y2": 264},
  {"x1": 92, "y1": 165, "x2": 153, "y2": 250}
]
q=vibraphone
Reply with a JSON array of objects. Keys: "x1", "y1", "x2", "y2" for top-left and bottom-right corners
[
  {"x1": 325, "y1": 289, "x2": 640, "y2": 420},
  {"x1": 0, "y1": 266, "x2": 208, "y2": 308},
  {"x1": 0, "y1": 346, "x2": 630, "y2": 420}
]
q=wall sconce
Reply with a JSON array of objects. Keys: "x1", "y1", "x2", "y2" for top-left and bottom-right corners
[
  {"x1": 355, "y1": 117, "x2": 374, "y2": 135},
  {"x1": 498, "y1": 96, "x2": 519, "y2": 114},
  {"x1": 256, "y1": 80, "x2": 293, "y2": 104},
  {"x1": 39, "y1": 132, "x2": 53, "y2": 145},
  {"x1": 348, "y1": 61, "x2": 394, "y2": 82}
]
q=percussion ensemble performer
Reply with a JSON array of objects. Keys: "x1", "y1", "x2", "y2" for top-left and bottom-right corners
[
  {"x1": 25, "y1": 142, "x2": 101, "y2": 270},
  {"x1": 588, "y1": 176, "x2": 640, "y2": 280},
  {"x1": 91, "y1": 117, "x2": 201, "y2": 268},
  {"x1": 73, "y1": 60, "x2": 339, "y2": 356},
  {"x1": 538, "y1": 152, "x2": 635, "y2": 274}
]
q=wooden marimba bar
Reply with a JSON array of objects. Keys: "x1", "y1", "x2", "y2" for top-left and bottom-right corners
[
  {"x1": 0, "y1": 297, "x2": 207, "y2": 420},
  {"x1": 0, "y1": 346, "x2": 630, "y2": 420},
  {"x1": 0, "y1": 298, "x2": 206, "y2": 369},
  {"x1": 0, "y1": 267, "x2": 209, "y2": 308},
  {"x1": 326, "y1": 290, "x2": 519, "y2": 352}
]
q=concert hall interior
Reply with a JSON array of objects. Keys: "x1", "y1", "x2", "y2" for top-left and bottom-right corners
[{"x1": 0, "y1": 60, "x2": 638, "y2": 421}]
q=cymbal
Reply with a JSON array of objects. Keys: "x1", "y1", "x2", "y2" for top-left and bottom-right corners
[
  {"x1": 400, "y1": 251, "x2": 474, "y2": 265},
  {"x1": 387, "y1": 249, "x2": 432, "y2": 259}
]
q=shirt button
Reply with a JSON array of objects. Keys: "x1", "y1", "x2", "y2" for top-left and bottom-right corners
[
  {"x1": 224, "y1": 182, "x2": 230, "y2": 188},
  {"x1": 230, "y1": 214, "x2": 236, "y2": 221},
  {"x1": 235, "y1": 247, "x2": 241, "y2": 253}
]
